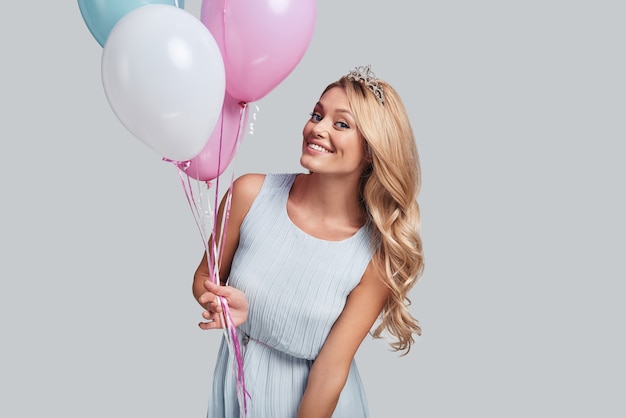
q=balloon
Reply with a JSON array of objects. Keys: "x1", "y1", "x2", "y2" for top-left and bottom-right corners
[
  {"x1": 200, "y1": 0, "x2": 316, "y2": 103},
  {"x1": 101, "y1": 5, "x2": 225, "y2": 162},
  {"x1": 184, "y1": 95, "x2": 249, "y2": 181},
  {"x1": 78, "y1": 0, "x2": 185, "y2": 47}
]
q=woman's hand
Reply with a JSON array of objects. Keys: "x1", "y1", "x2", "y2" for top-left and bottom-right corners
[{"x1": 197, "y1": 280, "x2": 249, "y2": 330}]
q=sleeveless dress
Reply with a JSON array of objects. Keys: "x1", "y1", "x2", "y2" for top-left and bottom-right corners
[{"x1": 208, "y1": 173, "x2": 374, "y2": 418}]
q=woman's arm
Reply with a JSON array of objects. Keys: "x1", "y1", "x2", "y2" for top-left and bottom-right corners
[
  {"x1": 297, "y1": 260, "x2": 390, "y2": 417},
  {"x1": 192, "y1": 173, "x2": 266, "y2": 329}
]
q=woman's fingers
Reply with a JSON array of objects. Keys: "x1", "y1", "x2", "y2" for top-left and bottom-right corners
[
  {"x1": 199, "y1": 312, "x2": 221, "y2": 328},
  {"x1": 198, "y1": 280, "x2": 249, "y2": 329},
  {"x1": 204, "y1": 280, "x2": 232, "y2": 297},
  {"x1": 198, "y1": 286, "x2": 224, "y2": 312},
  {"x1": 198, "y1": 307, "x2": 224, "y2": 330},
  {"x1": 198, "y1": 318, "x2": 222, "y2": 330}
]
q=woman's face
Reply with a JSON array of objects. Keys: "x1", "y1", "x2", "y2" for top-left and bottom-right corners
[{"x1": 300, "y1": 87, "x2": 369, "y2": 176}]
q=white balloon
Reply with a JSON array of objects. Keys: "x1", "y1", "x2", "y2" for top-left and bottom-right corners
[{"x1": 101, "y1": 4, "x2": 225, "y2": 162}]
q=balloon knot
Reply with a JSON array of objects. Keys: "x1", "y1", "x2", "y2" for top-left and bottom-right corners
[{"x1": 163, "y1": 157, "x2": 191, "y2": 170}]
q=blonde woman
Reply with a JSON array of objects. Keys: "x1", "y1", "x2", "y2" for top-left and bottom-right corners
[{"x1": 193, "y1": 65, "x2": 425, "y2": 417}]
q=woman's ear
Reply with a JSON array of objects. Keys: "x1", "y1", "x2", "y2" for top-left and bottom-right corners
[{"x1": 364, "y1": 143, "x2": 373, "y2": 163}]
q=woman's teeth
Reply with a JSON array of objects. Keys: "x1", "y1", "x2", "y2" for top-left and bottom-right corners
[{"x1": 309, "y1": 143, "x2": 332, "y2": 153}]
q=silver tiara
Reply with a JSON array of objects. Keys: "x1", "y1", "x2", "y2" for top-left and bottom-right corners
[{"x1": 346, "y1": 65, "x2": 385, "y2": 104}]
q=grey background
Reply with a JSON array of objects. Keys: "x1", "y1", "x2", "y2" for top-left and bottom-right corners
[{"x1": 1, "y1": 1, "x2": 624, "y2": 417}]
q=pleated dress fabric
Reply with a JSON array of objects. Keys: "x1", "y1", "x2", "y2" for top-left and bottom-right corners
[{"x1": 208, "y1": 173, "x2": 374, "y2": 418}]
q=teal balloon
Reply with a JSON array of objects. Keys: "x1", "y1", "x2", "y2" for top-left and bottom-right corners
[{"x1": 78, "y1": 0, "x2": 185, "y2": 47}]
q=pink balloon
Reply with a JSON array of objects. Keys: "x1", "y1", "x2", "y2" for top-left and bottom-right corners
[
  {"x1": 201, "y1": 0, "x2": 316, "y2": 103},
  {"x1": 184, "y1": 95, "x2": 249, "y2": 181}
]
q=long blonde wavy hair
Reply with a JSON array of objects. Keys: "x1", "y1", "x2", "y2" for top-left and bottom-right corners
[{"x1": 322, "y1": 75, "x2": 424, "y2": 354}]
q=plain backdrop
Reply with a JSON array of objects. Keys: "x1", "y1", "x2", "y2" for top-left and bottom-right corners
[{"x1": 1, "y1": 1, "x2": 625, "y2": 417}]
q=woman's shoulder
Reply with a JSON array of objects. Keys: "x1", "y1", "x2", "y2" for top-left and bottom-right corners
[
  {"x1": 233, "y1": 173, "x2": 298, "y2": 195},
  {"x1": 224, "y1": 174, "x2": 266, "y2": 227},
  {"x1": 230, "y1": 173, "x2": 266, "y2": 205},
  {"x1": 233, "y1": 172, "x2": 266, "y2": 190},
  {"x1": 228, "y1": 173, "x2": 295, "y2": 224}
]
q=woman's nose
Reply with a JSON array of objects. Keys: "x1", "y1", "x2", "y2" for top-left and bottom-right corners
[{"x1": 312, "y1": 119, "x2": 329, "y2": 136}]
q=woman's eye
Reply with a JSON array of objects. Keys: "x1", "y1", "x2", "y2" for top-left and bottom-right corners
[
  {"x1": 336, "y1": 121, "x2": 349, "y2": 129},
  {"x1": 309, "y1": 112, "x2": 322, "y2": 122}
]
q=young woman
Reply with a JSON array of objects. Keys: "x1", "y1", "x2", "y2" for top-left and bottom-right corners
[{"x1": 193, "y1": 65, "x2": 424, "y2": 417}]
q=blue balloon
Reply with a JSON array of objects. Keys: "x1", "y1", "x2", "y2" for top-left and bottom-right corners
[{"x1": 78, "y1": 0, "x2": 185, "y2": 47}]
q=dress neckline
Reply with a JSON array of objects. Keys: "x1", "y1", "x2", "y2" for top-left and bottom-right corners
[{"x1": 281, "y1": 173, "x2": 368, "y2": 243}]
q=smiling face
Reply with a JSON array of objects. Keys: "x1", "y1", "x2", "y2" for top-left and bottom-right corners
[{"x1": 300, "y1": 87, "x2": 370, "y2": 176}]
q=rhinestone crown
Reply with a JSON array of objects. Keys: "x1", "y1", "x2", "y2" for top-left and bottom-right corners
[{"x1": 346, "y1": 65, "x2": 385, "y2": 104}]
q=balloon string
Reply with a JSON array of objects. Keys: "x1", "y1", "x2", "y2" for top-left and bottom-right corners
[
  {"x1": 220, "y1": 297, "x2": 250, "y2": 414},
  {"x1": 217, "y1": 101, "x2": 252, "y2": 417},
  {"x1": 221, "y1": 0, "x2": 228, "y2": 65},
  {"x1": 165, "y1": 159, "x2": 216, "y2": 278},
  {"x1": 217, "y1": 102, "x2": 248, "y2": 268},
  {"x1": 211, "y1": 103, "x2": 225, "y2": 263},
  {"x1": 163, "y1": 122, "x2": 250, "y2": 415},
  {"x1": 164, "y1": 160, "x2": 210, "y2": 244},
  {"x1": 168, "y1": 161, "x2": 246, "y2": 412},
  {"x1": 203, "y1": 180, "x2": 249, "y2": 417}
]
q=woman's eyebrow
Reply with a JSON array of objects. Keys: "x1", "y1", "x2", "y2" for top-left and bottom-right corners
[{"x1": 314, "y1": 102, "x2": 353, "y2": 118}]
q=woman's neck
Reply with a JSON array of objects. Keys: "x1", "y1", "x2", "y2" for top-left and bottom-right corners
[{"x1": 289, "y1": 172, "x2": 365, "y2": 229}]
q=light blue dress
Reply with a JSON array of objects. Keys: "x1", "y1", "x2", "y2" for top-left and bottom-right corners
[{"x1": 208, "y1": 173, "x2": 374, "y2": 418}]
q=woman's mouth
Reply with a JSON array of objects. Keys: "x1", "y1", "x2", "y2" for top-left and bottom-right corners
[{"x1": 307, "y1": 142, "x2": 333, "y2": 153}]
